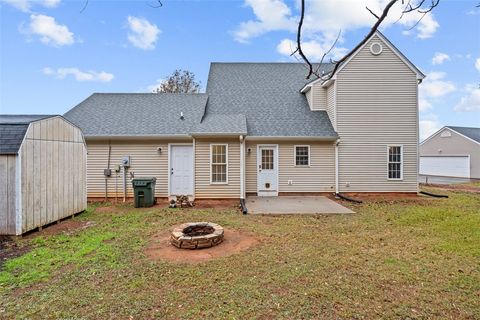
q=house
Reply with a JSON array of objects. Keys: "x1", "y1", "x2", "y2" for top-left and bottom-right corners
[
  {"x1": 0, "y1": 115, "x2": 87, "y2": 235},
  {"x1": 64, "y1": 31, "x2": 424, "y2": 202},
  {"x1": 420, "y1": 126, "x2": 480, "y2": 180}
]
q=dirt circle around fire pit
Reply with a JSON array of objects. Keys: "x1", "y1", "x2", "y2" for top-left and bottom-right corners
[{"x1": 146, "y1": 228, "x2": 260, "y2": 264}]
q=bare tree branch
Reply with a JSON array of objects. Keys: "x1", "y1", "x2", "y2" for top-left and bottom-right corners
[
  {"x1": 295, "y1": 0, "x2": 314, "y2": 79},
  {"x1": 148, "y1": 0, "x2": 163, "y2": 8},
  {"x1": 366, "y1": 6, "x2": 380, "y2": 19},
  {"x1": 80, "y1": 0, "x2": 89, "y2": 13},
  {"x1": 295, "y1": 0, "x2": 441, "y2": 82}
]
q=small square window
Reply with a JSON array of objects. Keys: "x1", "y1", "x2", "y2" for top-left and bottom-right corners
[{"x1": 295, "y1": 146, "x2": 310, "y2": 166}]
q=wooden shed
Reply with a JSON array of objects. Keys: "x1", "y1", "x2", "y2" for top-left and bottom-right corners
[{"x1": 0, "y1": 115, "x2": 87, "y2": 235}]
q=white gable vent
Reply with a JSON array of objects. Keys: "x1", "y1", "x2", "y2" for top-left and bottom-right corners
[
  {"x1": 441, "y1": 130, "x2": 451, "y2": 138},
  {"x1": 370, "y1": 42, "x2": 383, "y2": 55}
]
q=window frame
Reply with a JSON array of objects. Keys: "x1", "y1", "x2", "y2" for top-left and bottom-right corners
[
  {"x1": 210, "y1": 144, "x2": 229, "y2": 185},
  {"x1": 387, "y1": 145, "x2": 403, "y2": 181},
  {"x1": 294, "y1": 145, "x2": 311, "y2": 167}
]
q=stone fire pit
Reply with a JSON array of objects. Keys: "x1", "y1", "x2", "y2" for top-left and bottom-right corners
[{"x1": 170, "y1": 222, "x2": 224, "y2": 249}]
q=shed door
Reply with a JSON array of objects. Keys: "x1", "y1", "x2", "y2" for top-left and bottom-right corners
[
  {"x1": 257, "y1": 146, "x2": 278, "y2": 196},
  {"x1": 170, "y1": 145, "x2": 194, "y2": 195},
  {"x1": 419, "y1": 156, "x2": 470, "y2": 178}
]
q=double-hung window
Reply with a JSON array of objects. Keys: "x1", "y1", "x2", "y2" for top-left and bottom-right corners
[
  {"x1": 295, "y1": 145, "x2": 310, "y2": 166},
  {"x1": 387, "y1": 145, "x2": 403, "y2": 180},
  {"x1": 211, "y1": 144, "x2": 228, "y2": 184}
]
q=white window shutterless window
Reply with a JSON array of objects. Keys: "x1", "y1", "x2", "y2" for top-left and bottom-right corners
[
  {"x1": 210, "y1": 144, "x2": 228, "y2": 184},
  {"x1": 387, "y1": 145, "x2": 403, "y2": 180},
  {"x1": 295, "y1": 145, "x2": 310, "y2": 166}
]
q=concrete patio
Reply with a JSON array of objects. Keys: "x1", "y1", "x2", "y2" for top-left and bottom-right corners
[{"x1": 246, "y1": 196, "x2": 354, "y2": 215}]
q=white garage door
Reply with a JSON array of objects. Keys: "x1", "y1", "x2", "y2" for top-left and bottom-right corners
[{"x1": 419, "y1": 156, "x2": 470, "y2": 178}]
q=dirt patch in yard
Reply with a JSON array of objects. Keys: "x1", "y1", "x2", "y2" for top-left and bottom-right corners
[
  {"x1": 420, "y1": 183, "x2": 480, "y2": 194},
  {"x1": 23, "y1": 220, "x2": 96, "y2": 238},
  {"x1": 146, "y1": 229, "x2": 260, "y2": 264},
  {"x1": 0, "y1": 236, "x2": 30, "y2": 270}
]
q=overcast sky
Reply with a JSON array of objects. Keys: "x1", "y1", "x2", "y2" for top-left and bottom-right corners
[{"x1": 0, "y1": 0, "x2": 479, "y2": 140}]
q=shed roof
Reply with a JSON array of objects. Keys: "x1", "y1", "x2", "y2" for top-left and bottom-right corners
[
  {"x1": 448, "y1": 126, "x2": 480, "y2": 144},
  {"x1": 64, "y1": 93, "x2": 208, "y2": 137},
  {"x1": 0, "y1": 115, "x2": 57, "y2": 155}
]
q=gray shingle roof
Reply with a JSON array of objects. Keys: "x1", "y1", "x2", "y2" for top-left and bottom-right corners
[
  {"x1": 205, "y1": 63, "x2": 337, "y2": 138},
  {"x1": 191, "y1": 114, "x2": 247, "y2": 135},
  {"x1": 448, "y1": 126, "x2": 480, "y2": 144},
  {"x1": 64, "y1": 93, "x2": 208, "y2": 137},
  {"x1": 0, "y1": 115, "x2": 56, "y2": 154}
]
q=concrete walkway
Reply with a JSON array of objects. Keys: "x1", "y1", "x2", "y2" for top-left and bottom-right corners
[{"x1": 246, "y1": 196, "x2": 354, "y2": 215}]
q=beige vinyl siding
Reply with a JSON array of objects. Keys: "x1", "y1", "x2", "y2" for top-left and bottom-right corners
[
  {"x1": 310, "y1": 84, "x2": 327, "y2": 111},
  {"x1": 195, "y1": 138, "x2": 240, "y2": 198},
  {"x1": 85, "y1": 140, "x2": 181, "y2": 198},
  {"x1": 336, "y1": 35, "x2": 418, "y2": 192},
  {"x1": 16, "y1": 116, "x2": 87, "y2": 234},
  {"x1": 326, "y1": 83, "x2": 336, "y2": 129},
  {"x1": 420, "y1": 128, "x2": 480, "y2": 179},
  {"x1": 246, "y1": 141, "x2": 335, "y2": 193},
  {"x1": 0, "y1": 155, "x2": 17, "y2": 235}
]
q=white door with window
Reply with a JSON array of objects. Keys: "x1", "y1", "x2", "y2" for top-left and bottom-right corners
[
  {"x1": 257, "y1": 145, "x2": 278, "y2": 196},
  {"x1": 170, "y1": 145, "x2": 193, "y2": 196}
]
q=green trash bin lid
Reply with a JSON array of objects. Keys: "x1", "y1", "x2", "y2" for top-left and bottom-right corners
[{"x1": 132, "y1": 177, "x2": 156, "y2": 187}]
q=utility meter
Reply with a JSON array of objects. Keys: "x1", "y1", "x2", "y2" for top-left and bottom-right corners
[{"x1": 121, "y1": 156, "x2": 131, "y2": 167}]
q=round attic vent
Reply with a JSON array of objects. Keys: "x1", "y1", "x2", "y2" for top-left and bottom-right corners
[{"x1": 370, "y1": 42, "x2": 383, "y2": 55}]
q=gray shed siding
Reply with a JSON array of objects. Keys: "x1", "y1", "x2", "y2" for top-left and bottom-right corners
[
  {"x1": 0, "y1": 116, "x2": 87, "y2": 235},
  {"x1": 335, "y1": 35, "x2": 419, "y2": 192},
  {"x1": 0, "y1": 155, "x2": 17, "y2": 234},
  {"x1": 420, "y1": 128, "x2": 480, "y2": 179}
]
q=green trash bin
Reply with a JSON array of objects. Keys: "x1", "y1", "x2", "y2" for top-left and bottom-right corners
[{"x1": 132, "y1": 177, "x2": 157, "y2": 208}]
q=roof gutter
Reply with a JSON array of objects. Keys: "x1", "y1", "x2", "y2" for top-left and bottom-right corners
[
  {"x1": 85, "y1": 134, "x2": 192, "y2": 141},
  {"x1": 245, "y1": 136, "x2": 338, "y2": 142}
]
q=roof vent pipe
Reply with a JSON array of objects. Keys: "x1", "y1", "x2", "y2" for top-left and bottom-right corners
[{"x1": 180, "y1": 112, "x2": 184, "y2": 120}]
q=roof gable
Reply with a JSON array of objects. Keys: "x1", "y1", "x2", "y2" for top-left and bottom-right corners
[
  {"x1": 335, "y1": 31, "x2": 425, "y2": 80},
  {"x1": 0, "y1": 114, "x2": 57, "y2": 154},
  {"x1": 420, "y1": 126, "x2": 480, "y2": 146}
]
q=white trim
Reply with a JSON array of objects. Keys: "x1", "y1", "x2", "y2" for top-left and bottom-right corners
[
  {"x1": 387, "y1": 145, "x2": 404, "y2": 181},
  {"x1": 256, "y1": 144, "x2": 279, "y2": 196},
  {"x1": 333, "y1": 80, "x2": 337, "y2": 131},
  {"x1": 334, "y1": 31, "x2": 425, "y2": 80},
  {"x1": 239, "y1": 136, "x2": 245, "y2": 199},
  {"x1": 192, "y1": 138, "x2": 196, "y2": 200},
  {"x1": 210, "y1": 143, "x2": 229, "y2": 185},
  {"x1": 294, "y1": 145, "x2": 310, "y2": 167},
  {"x1": 15, "y1": 152, "x2": 22, "y2": 235},
  {"x1": 245, "y1": 136, "x2": 337, "y2": 142},
  {"x1": 335, "y1": 141, "x2": 339, "y2": 194},
  {"x1": 420, "y1": 126, "x2": 480, "y2": 147},
  {"x1": 168, "y1": 143, "x2": 194, "y2": 197}
]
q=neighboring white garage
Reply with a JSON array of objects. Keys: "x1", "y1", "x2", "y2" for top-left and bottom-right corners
[
  {"x1": 419, "y1": 155, "x2": 470, "y2": 178},
  {"x1": 420, "y1": 126, "x2": 480, "y2": 180}
]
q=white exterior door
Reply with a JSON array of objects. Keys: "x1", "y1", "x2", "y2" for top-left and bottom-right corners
[
  {"x1": 170, "y1": 145, "x2": 194, "y2": 195},
  {"x1": 257, "y1": 145, "x2": 278, "y2": 196},
  {"x1": 420, "y1": 155, "x2": 470, "y2": 178}
]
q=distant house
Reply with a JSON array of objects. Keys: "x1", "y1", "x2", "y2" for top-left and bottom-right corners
[
  {"x1": 64, "y1": 31, "x2": 424, "y2": 201},
  {"x1": 420, "y1": 126, "x2": 480, "y2": 180},
  {"x1": 0, "y1": 115, "x2": 87, "y2": 235}
]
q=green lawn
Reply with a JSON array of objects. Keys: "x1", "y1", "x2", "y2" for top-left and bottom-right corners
[{"x1": 1, "y1": 188, "x2": 479, "y2": 319}]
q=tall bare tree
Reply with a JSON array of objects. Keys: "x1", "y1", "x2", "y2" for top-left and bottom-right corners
[
  {"x1": 295, "y1": 0, "x2": 441, "y2": 80},
  {"x1": 153, "y1": 69, "x2": 201, "y2": 93}
]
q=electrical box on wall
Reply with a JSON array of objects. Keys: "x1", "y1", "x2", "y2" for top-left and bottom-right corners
[{"x1": 121, "y1": 156, "x2": 131, "y2": 167}]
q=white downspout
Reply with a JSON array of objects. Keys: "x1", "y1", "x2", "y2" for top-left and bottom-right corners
[
  {"x1": 122, "y1": 165, "x2": 126, "y2": 202},
  {"x1": 335, "y1": 139, "x2": 340, "y2": 194},
  {"x1": 239, "y1": 135, "x2": 245, "y2": 199},
  {"x1": 192, "y1": 137, "x2": 196, "y2": 200}
]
